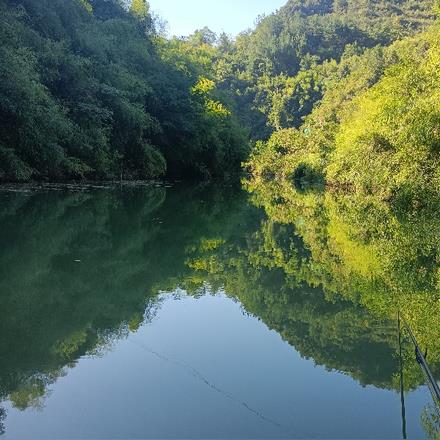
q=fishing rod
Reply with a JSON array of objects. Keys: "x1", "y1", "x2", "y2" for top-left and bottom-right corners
[{"x1": 399, "y1": 312, "x2": 440, "y2": 418}]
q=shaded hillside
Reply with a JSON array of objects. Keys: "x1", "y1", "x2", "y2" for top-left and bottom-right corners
[{"x1": 0, "y1": 0, "x2": 247, "y2": 182}]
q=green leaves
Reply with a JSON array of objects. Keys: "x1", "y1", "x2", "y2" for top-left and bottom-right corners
[
  {"x1": 330, "y1": 27, "x2": 440, "y2": 201},
  {"x1": 129, "y1": 0, "x2": 149, "y2": 19},
  {"x1": 248, "y1": 17, "x2": 440, "y2": 206},
  {"x1": 0, "y1": 0, "x2": 246, "y2": 182}
]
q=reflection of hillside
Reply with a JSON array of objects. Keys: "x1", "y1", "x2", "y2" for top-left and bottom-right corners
[
  {"x1": 244, "y1": 179, "x2": 440, "y2": 357},
  {"x1": 187, "y1": 238, "x2": 401, "y2": 389},
  {"x1": 234, "y1": 282, "x2": 400, "y2": 389},
  {"x1": 0, "y1": 184, "x2": 251, "y2": 410},
  {"x1": 186, "y1": 181, "x2": 440, "y2": 391},
  {"x1": 2, "y1": 181, "x2": 440, "y2": 429}
]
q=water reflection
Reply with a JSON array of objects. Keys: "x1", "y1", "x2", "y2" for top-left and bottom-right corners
[
  {"x1": 0, "y1": 183, "x2": 251, "y2": 412},
  {"x1": 0, "y1": 182, "x2": 439, "y2": 437}
]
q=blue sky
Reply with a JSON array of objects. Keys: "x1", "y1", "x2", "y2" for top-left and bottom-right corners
[{"x1": 148, "y1": 0, "x2": 287, "y2": 37}]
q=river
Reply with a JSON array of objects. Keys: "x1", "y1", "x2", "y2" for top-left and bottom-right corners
[{"x1": 0, "y1": 182, "x2": 438, "y2": 438}]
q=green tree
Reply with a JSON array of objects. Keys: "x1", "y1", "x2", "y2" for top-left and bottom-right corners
[
  {"x1": 130, "y1": 0, "x2": 149, "y2": 19},
  {"x1": 189, "y1": 27, "x2": 217, "y2": 46}
]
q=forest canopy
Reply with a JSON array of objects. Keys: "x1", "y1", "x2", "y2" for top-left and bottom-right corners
[
  {"x1": 0, "y1": 0, "x2": 247, "y2": 182},
  {"x1": 246, "y1": 0, "x2": 440, "y2": 205},
  {"x1": 0, "y1": 0, "x2": 439, "y2": 188}
]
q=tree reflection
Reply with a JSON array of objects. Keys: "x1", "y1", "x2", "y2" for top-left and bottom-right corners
[
  {"x1": 0, "y1": 183, "x2": 253, "y2": 413},
  {"x1": 1, "y1": 181, "x2": 440, "y2": 438},
  {"x1": 422, "y1": 405, "x2": 440, "y2": 439},
  {"x1": 0, "y1": 407, "x2": 5, "y2": 436}
]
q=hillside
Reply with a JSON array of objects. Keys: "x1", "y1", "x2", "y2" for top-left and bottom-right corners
[
  {"x1": 0, "y1": 0, "x2": 247, "y2": 182},
  {"x1": 215, "y1": 0, "x2": 435, "y2": 139},
  {"x1": 246, "y1": 2, "x2": 440, "y2": 205},
  {"x1": 0, "y1": 0, "x2": 438, "y2": 184}
]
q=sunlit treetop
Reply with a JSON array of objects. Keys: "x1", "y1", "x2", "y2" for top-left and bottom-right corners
[{"x1": 130, "y1": 0, "x2": 149, "y2": 19}]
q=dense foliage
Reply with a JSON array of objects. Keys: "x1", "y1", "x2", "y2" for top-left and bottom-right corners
[
  {"x1": 217, "y1": 0, "x2": 435, "y2": 140},
  {"x1": 0, "y1": 0, "x2": 247, "y2": 182},
  {"x1": 247, "y1": 3, "x2": 440, "y2": 204},
  {"x1": 1, "y1": 0, "x2": 438, "y2": 183},
  {"x1": 1, "y1": 0, "x2": 440, "y2": 435}
]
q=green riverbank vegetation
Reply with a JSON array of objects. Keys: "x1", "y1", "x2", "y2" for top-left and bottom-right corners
[
  {"x1": 247, "y1": 1, "x2": 440, "y2": 206},
  {"x1": 1, "y1": 0, "x2": 439, "y2": 187}
]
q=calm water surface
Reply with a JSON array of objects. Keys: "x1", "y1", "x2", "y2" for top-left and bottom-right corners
[{"x1": 0, "y1": 183, "x2": 438, "y2": 439}]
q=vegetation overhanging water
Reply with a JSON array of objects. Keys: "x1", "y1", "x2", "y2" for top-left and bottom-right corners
[{"x1": 1, "y1": 0, "x2": 440, "y2": 437}]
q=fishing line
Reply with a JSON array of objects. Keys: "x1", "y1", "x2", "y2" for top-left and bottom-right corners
[{"x1": 129, "y1": 338, "x2": 314, "y2": 438}]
